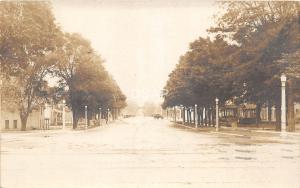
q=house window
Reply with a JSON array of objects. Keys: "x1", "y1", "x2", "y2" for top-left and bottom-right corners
[
  {"x1": 5, "y1": 120, "x2": 9, "y2": 129},
  {"x1": 13, "y1": 120, "x2": 17, "y2": 129}
]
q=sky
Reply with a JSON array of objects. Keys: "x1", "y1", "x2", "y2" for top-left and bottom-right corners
[{"x1": 52, "y1": 0, "x2": 216, "y2": 105}]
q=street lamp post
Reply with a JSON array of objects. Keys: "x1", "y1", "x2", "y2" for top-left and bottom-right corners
[
  {"x1": 62, "y1": 100, "x2": 66, "y2": 130},
  {"x1": 85, "y1": 105, "x2": 88, "y2": 129},
  {"x1": 215, "y1": 98, "x2": 219, "y2": 132},
  {"x1": 281, "y1": 74, "x2": 287, "y2": 134},
  {"x1": 195, "y1": 104, "x2": 198, "y2": 128}
]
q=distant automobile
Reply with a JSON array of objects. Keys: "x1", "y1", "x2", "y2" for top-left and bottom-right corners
[
  {"x1": 123, "y1": 114, "x2": 135, "y2": 118},
  {"x1": 153, "y1": 114, "x2": 163, "y2": 119}
]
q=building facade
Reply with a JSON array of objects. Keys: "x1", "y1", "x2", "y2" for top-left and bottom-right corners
[
  {"x1": 1, "y1": 103, "x2": 72, "y2": 130},
  {"x1": 1, "y1": 106, "x2": 42, "y2": 130}
]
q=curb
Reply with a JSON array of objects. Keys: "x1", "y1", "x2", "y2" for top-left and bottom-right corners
[
  {"x1": 172, "y1": 121, "x2": 300, "y2": 143},
  {"x1": 253, "y1": 129, "x2": 300, "y2": 136},
  {"x1": 172, "y1": 122, "x2": 217, "y2": 131}
]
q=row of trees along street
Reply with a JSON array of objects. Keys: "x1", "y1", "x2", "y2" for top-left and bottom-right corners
[
  {"x1": 0, "y1": 2, "x2": 126, "y2": 130},
  {"x1": 162, "y1": 2, "x2": 300, "y2": 131}
]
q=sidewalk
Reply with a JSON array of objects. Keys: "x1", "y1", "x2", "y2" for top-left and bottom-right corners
[
  {"x1": 221, "y1": 124, "x2": 300, "y2": 136},
  {"x1": 171, "y1": 120, "x2": 300, "y2": 134},
  {"x1": 171, "y1": 121, "x2": 300, "y2": 144},
  {"x1": 0, "y1": 119, "x2": 121, "y2": 134}
]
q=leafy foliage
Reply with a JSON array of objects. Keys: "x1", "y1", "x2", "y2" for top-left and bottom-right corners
[
  {"x1": 52, "y1": 33, "x2": 126, "y2": 128},
  {"x1": 0, "y1": 2, "x2": 126, "y2": 130},
  {"x1": 163, "y1": 2, "x2": 299, "y2": 128},
  {"x1": 0, "y1": 2, "x2": 61, "y2": 130},
  {"x1": 163, "y1": 36, "x2": 238, "y2": 108}
]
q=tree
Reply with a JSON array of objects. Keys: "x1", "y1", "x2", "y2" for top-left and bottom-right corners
[
  {"x1": 162, "y1": 36, "x2": 239, "y2": 126},
  {"x1": 209, "y1": 2, "x2": 299, "y2": 127},
  {"x1": 0, "y1": 2, "x2": 62, "y2": 130},
  {"x1": 163, "y1": 36, "x2": 238, "y2": 109},
  {"x1": 53, "y1": 33, "x2": 101, "y2": 128},
  {"x1": 163, "y1": 2, "x2": 299, "y2": 129},
  {"x1": 53, "y1": 33, "x2": 126, "y2": 128}
]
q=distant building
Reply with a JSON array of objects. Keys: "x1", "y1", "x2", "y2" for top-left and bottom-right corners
[
  {"x1": 1, "y1": 105, "x2": 42, "y2": 130},
  {"x1": 0, "y1": 76, "x2": 73, "y2": 130},
  {"x1": 1, "y1": 102, "x2": 72, "y2": 130},
  {"x1": 220, "y1": 102, "x2": 300, "y2": 124}
]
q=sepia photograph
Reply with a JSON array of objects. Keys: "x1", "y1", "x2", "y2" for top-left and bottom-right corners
[{"x1": 0, "y1": 0, "x2": 299, "y2": 187}]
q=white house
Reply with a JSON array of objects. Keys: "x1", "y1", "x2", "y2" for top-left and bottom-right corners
[
  {"x1": 1, "y1": 102, "x2": 72, "y2": 131},
  {"x1": 1, "y1": 105, "x2": 43, "y2": 130}
]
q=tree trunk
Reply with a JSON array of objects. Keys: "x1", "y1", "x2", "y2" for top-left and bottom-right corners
[
  {"x1": 212, "y1": 107, "x2": 216, "y2": 126},
  {"x1": 72, "y1": 108, "x2": 78, "y2": 129},
  {"x1": 20, "y1": 112, "x2": 29, "y2": 131},
  {"x1": 87, "y1": 116, "x2": 91, "y2": 127},
  {"x1": 186, "y1": 108, "x2": 188, "y2": 123},
  {"x1": 208, "y1": 108, "x2": 211, "y2": 126},
  {"x1": 186, "y1": 109, "x2": 188, "y2": 123},
  {"x1": 268, "y1": 102, "x2": 272, "y2": 122},
  {"x1": 183, "y1": 107, "x2": 185, "y2": 124},
  {"x1": 197, "y1": 107, "x2": 200, "y2": 126},
  {"x1": 113, "y1": 109, "x2": 116, "y2": 120},
  {"x1": 189, "y1": 109, "x2": 192, "y2": 124},
  {"x1": 185, "y1": 109, "x2": 188, "y2": 123},
  {"x1": 256, "y1": 103, "x2": 262, "y2": 126},
  {"x1": 200, "y1": 107, "x2": 203, "y2": 126},
  {"x1": 204, "y1": 107, "x2": 208, "y2": 126},
  {"x1": 174, "y1": 107, "x2": 176, "y2": 122},
  {"x1": 287, "y1": 80, "x2": 295, "y2": 132},
  {"x1": 69, "y1": 87, "x2": 78, "y2": 129},
  {"x1": 186, "y1": 108, "x2": 188, "y2": 124}
]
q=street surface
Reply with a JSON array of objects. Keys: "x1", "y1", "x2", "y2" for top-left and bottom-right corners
[{"x1": 1, "y1": 117, "x2": 300, "y2": 188}]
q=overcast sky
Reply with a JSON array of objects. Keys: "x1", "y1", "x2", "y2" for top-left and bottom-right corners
[{"x1": 52, "y1": 0, "x2": 216, "y2": 105}]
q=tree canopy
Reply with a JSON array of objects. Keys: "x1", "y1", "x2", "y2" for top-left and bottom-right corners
[
  {"x1": 0, "y1": 2, "x2": 126, "y2": 130},
  {"x1": 163, "y1": 2, "x2": 299, "y2": 128},
  {"x1": 0, "y1": 2, "x2": 61, "y2": 130},
  {"x1": 51, "y1": 32, "x2": 126, "y2": 128},
  {"x1": 163, "y1": 36, "x2": 238, "y2": 108}
]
